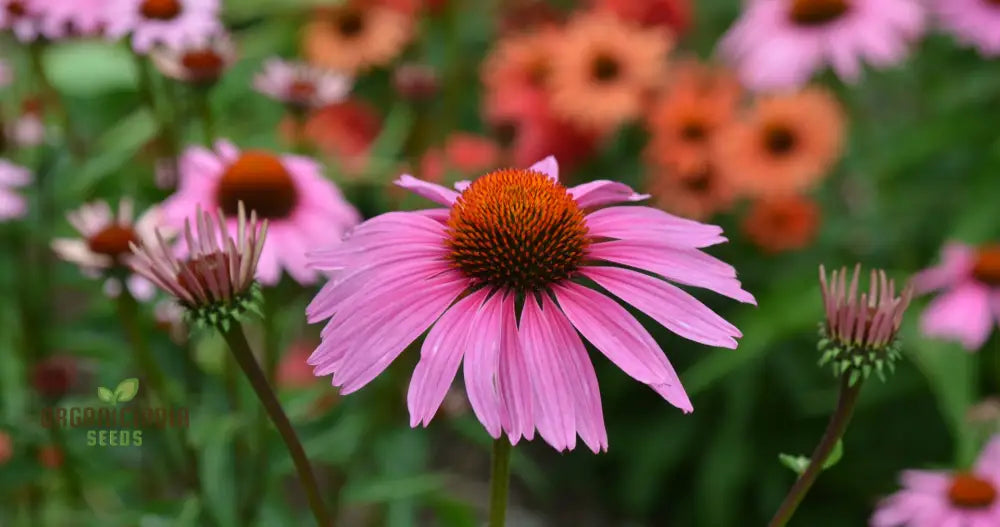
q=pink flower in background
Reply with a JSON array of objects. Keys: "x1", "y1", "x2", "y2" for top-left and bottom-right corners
[
  {"x1": 307, "y1": 156, "x2": 754, "y2": 452},
  {"x1": 935, "y1": 0, "x2": 1000, "y2": 56},
  {"x1": 871, "y1": 435, "x2": 1000, "y2": 526},
  {"x1": 0, "y1": 0, "x2": 39, "y2": 41},
  {"x1": 0, "y1": 159, "x2": 31, "y2": 220},
  {"x1": 33, "y1": 0, "x2": 110, "y2": 38},
  {"x1": 105, "y1": 0, "x2": 221, "y2": 53},
  {"x1": 719, "y1": 0, "x2": 925, "y2": 91},
  {"x1": 912, "y1": 243, "x2": 1000, "y2": 351},
  {"x1": 151, "y1": 33, "x2": 236, "y2": 85},
  {"x1": 161, "y1": 140, "x2": 360, "y2": 285},
  {"x1": 9, "y1": 97, "x2": 46, "y2": 148},
  {"x1": 254, "y1": 58, "x2": 353, "y2": 111},
  {"x1": 51, "y1": 199, "x2": 164, "y2": 300}
]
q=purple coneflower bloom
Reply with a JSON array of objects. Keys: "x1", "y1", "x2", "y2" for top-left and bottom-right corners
[
  {"x1": 935, "y1": 0, "x2": 1000, "y2": 57},
  {"x1": 253, "y1": 58, "x2": 353, "y2": 112},
  {"x1": 104, "y1": 0, "x2": 221, "y2": 53},
  {"x1": 719, "y1": 0, "x2": 925, "y2": 90},
  {"x1": 307, "y1": 156, "x2": 754, "y2": 452}
]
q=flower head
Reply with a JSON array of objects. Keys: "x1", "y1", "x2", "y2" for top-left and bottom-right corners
[
  {"x1": 934, "y1": 0, "x2": 1000, "y2": 57},
  {"x1": 549, "y1": 12, "x2": 671, "y2": 130},
  {"x1": 32, "y1": 0, "x2": 110, "y2": 39},
  {"x1": 719, "y1": 0, "x2": 925, "y2": 90},
  {"x1": 130, "y1": 203, "x2": 267, "y2": 327},
  {"x1": 0, "y1": 159, "x2": 30, "y2": 221},
  {"x1": 161, "y1": 140, "x2": 360, "y2": 285},
  {"x1": 872, "y1": 435, "x2": 1000, "y2": 526},
  {"x1": 818, "y1": 264, "x2": 912, "y2": 384},
  {"x1": 307, "y1": 156, "x2": 754, "y2": 452},
  {"x1": 742, "y1": 196, "x2": 820, "y2": 253},
  {"x1": 0, "y1": 0, "x2": 40, "y2": 41},
  {"x1": 715, "y1": 87, "x2": 845, "y2": 198},
  {"x1": 645, "y1": 160, "x2": 736, "y2": 221},
  {"x1": 105, "y1": 0, "x2": 222, "y2": 53},
  {"x1": 912, "y1": 242, "x2": 1000, "y2": 351},
  {"x1": 302, "y1": 1, "x2": 413, "y2": 74},
  {"x1": 591, "y1": 0, "x2": 692, "y2": 34},
  {"x1": 151, "y1": 33, "x2": 236, "y2": 85},
  {"x1": 52, "y1": 199, "x2": 164, "y2": 300},
  {"x1": 254, "y1": 59, "x2": 352, "y2": 113}
]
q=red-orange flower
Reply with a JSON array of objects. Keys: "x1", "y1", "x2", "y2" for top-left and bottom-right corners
[
  {"x1": 715, "y1": 87, "x2": 845, "y2": 198},
  {"x1": 591, "y1": 0, "x2": 692, "y2": 34},
  {"x1": 645, "y1": 159, "x2": 737, "y2": 221},
  {"x1": 742, "y1": 195, "x2": 821, "y2": 253},
  {"x1": 282, "y1": 99, "x2": 382, "y2": 177}
]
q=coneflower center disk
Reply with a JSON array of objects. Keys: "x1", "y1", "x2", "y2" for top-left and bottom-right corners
[
  {"x1": 682, "y1": 169, "x2": 712, "y2": 193},
  {"x1": 764, "y1": 125, "x2": 797, "y2": 156},
  {"x1": 973, "y1": 245, "x2": 1000, "y2": 286},
  {"x1": 87, "y1": 225, "x2": 138, "y2": 258},
  {"x1": 6, "y1": 0, "x2": 25, "y2": 17},
  {"x1": 591, "y1": 53, "x2": 621, "y2": 83},
  {"x1": 446, "y1": 168, "x2": 589, "y2": 291},
  {"x1": 335, "y1": 9, "x2": 365, "y2": 38},
  {"x1": 789, "y1": 0, "x2": 849, "y2": 25},
  {"x1": 287, "y1": 80, "x2": 317, "y2": 102},
  {"x1": 680, "y1": 121, "x2": 708, "y2": 142},
  {"x1": 948, "y1": 473, "x2": 997, "y2": 509},
  {"x1": 215, "y1": 151, "x2": 298, "y2": 219},
  {"x1": 140, "y1": 0, "x2": 182, "y2": 20},
  {"x1": 181, "y1": 50, "x2": 224, "y2": 80}
]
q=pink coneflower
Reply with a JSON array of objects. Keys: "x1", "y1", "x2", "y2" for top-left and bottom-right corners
[
  {"x1": 912, "y1": 243, "x2": 1000, "y2": 351},
  {"x1": 0, "y1": 159, "x2": 30, "y2": 221},
  {"x1": 0, "y1": 0, "x2": 39, "y2": 41},
  {"x1": 32, "y1": 0, "x2": 110, "y2": 38},
  {"x1": 307, "y1": 156, "x2": 754, "y2": 452},
  {"x1": 161, "y1": 140, "x2": 360, "y2": 285},
  {"x1": 104, "y1": 0, "x2": 222, "y2": 53},
  {"x1": 254, "y1": 59, "x2": 353, "y2": 112},
  {"x1": 935, "y1": 0, "x2": 1000, "y2": 56},
  {"x1": 51, "y1": 199, "x2": 163, "y2": 300},
  {"x1": 10, "y1": 97, "x2": 46, "y2": 148},
  {"x1": 151, "y1": 33, "x2": 236, "y2": 85},
  {"x1": 871, "y1": 435, "x2": 1000, "y2": 526},
  {"x1": 719, "y1": 0, "x2": 926, "y2": 90}
]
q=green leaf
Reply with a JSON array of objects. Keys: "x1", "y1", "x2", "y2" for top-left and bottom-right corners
[
  {"x1": 823, "y1": 439, "x2": 844, "y2": 469},
  {"x1": 97, "y1": 386, "x2": 114, "y2": 404},
  {"x1": 114, "y1": 378, "x2": 140, "y2": 403},
  {"x1": 778, "y1": 454, "x2": 810, "y2": 476},
  {"x1": 43, "y1": 41, "x2": 138, "y2": 97}
]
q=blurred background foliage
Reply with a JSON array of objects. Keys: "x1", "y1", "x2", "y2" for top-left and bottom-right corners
[{"x1": 2, "y1": 0, "x2": 1000, "y2": 525}]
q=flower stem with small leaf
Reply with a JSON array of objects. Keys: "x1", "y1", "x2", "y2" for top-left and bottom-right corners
[
  {"x1": 768, "y1": 376, "x2": 863, "y2": 527},
  {"x1": 219, "y1": 322, "x2": 332, "y2": 527}
]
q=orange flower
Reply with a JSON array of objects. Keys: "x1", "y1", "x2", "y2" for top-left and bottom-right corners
[
  {"x1": 302, "y1": 1, "x2": 413, "y2": 74},
  {"x1": 548, "y1": 12, "x2": 671, "y2": 131},
  {"x1": 645, "y1": 159, "x2": 737, "y2": 221},
  {"x1": 482, "y1": 29, "x2": 557, "y2": 104},
  {"x1": 420, "y1": 133, "x2": 501, "y2": 183},
  {"x1": 714, "y1": 87, "x2": 845, "y2": 198},
  {"x1": 742, "y1": 195, "x2": 821, "y2": 253},
  {"x1": 645, "y1": 59, "x2": 742, "y2": 170},
  {"x1": 281, "y1": 99, "x2": 382, "y2": 177}
]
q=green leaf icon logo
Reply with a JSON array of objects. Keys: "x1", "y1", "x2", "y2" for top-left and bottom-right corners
[
  {"x1": 114, "y1": 378, "x2": 140, "y2": 403},
  {"x1": 97, "y1": 386, "x2": 114, "y2": 404}
]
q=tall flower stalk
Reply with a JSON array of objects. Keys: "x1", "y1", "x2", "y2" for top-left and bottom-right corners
[
  {"x1": 768, "y1": 265, "x2": 912, "y2": 527},
  {"x1": 488, "y1": 437, "x2": 513, "y2": 527},
  {"x1": 129, "y1": 202, "x2": 332, "y2": 527}
]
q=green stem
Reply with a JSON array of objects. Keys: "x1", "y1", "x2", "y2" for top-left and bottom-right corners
[
  {"x1": 219, "y1": 323, "x2": 332, "y2": 527},
  {"x1": 28, "y1": 43, "x2": 84, "y2": 158},
  {"x1": 488, "y1": 437, "x2": 512, "y2": 527},
  {"x1": 46, "y1": 425, "x2": 84, "y2": 503},
  {"x1": 768, "y1": 377, "x2": 864, "y2": 527},
  {"x1": 197, "y1": 88, "x2": 216, "y2": 146}
]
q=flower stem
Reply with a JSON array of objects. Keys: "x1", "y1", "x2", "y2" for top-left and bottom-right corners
[
  {"x1": 768, "y1": 376, "x2": 864, "y2": 527},
  {"x1": 219, "y1": 322, "x2": 333, "y2": 527},
  {"x1": 197, "y1": 88, "x2": 216, "y2": 146},
  {"x1": 488, "y1": 437, "x2": 512, "y2": 527}
]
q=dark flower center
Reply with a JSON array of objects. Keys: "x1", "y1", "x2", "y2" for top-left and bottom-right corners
[
  {"x1": 948, "y1": 473, "x2": 997, "y2": 509},
  {"x1": 140, "y1": 0, "x2": 182, "y2": 21},
  {"x1": 973, "y1": 245, "x2": 1000, "y2": 286},
  {"x1": 335, "y1": 9, "x2": 365, "y2": 38},
  {"x1": 494, "y1": 121, "x2": 518, "y2": 148},
  {"x1": 287, "y1": 80, "x2": 317, "y2": 103},
  {"x1": 682, "y1": 169, "x2": 713, "y2": 194},
  {"x1": 680, "y1": 121, "x2": 708, "y2": 142},
  {"x1": 215, "y1": 151, "x2": 298, "y2": 219},
  {"x1": 789, "y1": 0, "x2": 850, "y2": 26},
  {"x1": 6, "y1": 0, "x2": 25, "y2": 18},
  {"x1": 180, "y1": 50, "x2": 225, "y2": 82},
  {"x1": 87, "y1": 225, "x2": 139, "y2": 259},
  {"x1": 446, "y1": 169, "x2": 590, "y2": 291},
  {"x1": 527, "y1": 59, "x2": 550, "y2": 88},
  {"x1": 591, "y1": 53, "x2": 621, "y2": 83},
  {"x1": 764, "y1": 125, "x2": 797, "y2": 156}
]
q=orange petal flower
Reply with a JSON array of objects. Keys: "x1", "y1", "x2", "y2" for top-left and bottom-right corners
[
  {"x1": 742, "y1": 195, "x2": 821, "y2": 253},
  {"x1": 645, "y1": 159, "x2": 737, "y2": 221},
  {"x1": 302, "y1": 1, "x2": 413, "y2": 74},
  {"x1": 715, "y1": 87, "x2": 845, "y2": 198}
]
